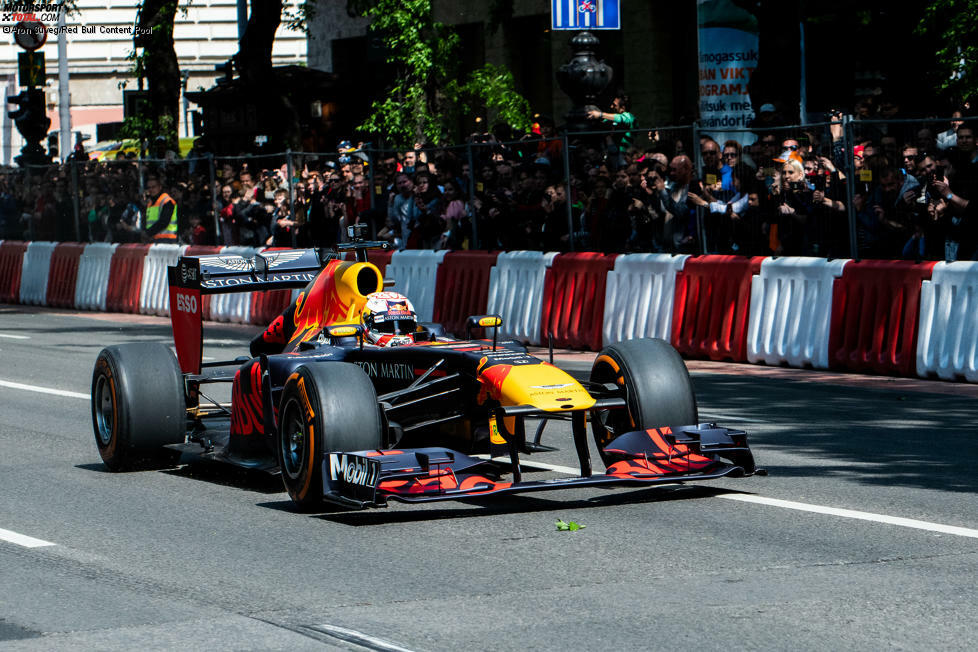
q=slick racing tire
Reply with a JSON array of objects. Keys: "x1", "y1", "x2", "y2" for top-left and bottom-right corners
[
  {"x1": 277, "y1": 362, "x2": 383, "y2": 511},
  {"x1": 589, "y1": 338, "x2": 698, "y2": 465},
  {"x1": 91, "y1": 343, "x2": 186, "y2": 471}
]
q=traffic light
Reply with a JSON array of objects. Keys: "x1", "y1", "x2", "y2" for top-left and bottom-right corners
[
  {"x1": 7, "y1": 91, "x2": 30, "y2": 122},
  {"x1": 47, "y1": 132, "x2": 58, "y2": 159}
]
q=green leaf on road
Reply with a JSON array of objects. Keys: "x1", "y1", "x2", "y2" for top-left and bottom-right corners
[{"x1": 556, "y1": 519, "x2": 586, "y2": 531}]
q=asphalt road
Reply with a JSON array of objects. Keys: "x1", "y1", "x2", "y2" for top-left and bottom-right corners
[{"x1": 1, "y1": 305, "x2": 977, "y2": 651}]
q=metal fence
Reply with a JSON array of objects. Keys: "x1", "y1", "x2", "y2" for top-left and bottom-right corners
[{"x1": 1, "y1": 113, "x2": 974, "y2": 262}]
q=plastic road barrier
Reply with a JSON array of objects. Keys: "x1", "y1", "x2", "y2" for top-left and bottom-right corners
[
  {"x1": 747, "y1": 256, "x2": 849, "y2": 369},
  {"x1": 487, "y1": 251, "x2": 558, "y2": 345},
  {"x1": 602, "y1": 253, "x2": 689, "y2": 347},
  {"x1": 19, "y1": 241, "x2": 57, "y2": 305},
  {"x1": 542, "y1": 252, "x2": 619, "y2": 351},
  {"x1": 0, "y1": 241, "x2": 28, "y2": 303},
  {"x1": 829, "y1": 260, "x2": 936, "y2": 376},
  {"x1": 385, "y1": 250, "x2": 448, "y2": 323},
  {"x1": 139, "y1": 243, "x2": 188, "y2": 316},
  {"x1": 250, "y1": 288, "x2": 293, "y2": 327},
  {"x1": 917, "y1": 261, "x2": 978, "y2": 381},
  {"x1": 106, "y1": 244, "x2": 151, "y2": 314},
  {"x1": 46, "y1": 242, "x2": 86, "y2": 308},
  {"x1": 432, "y1": 251, "x2": 500, "y2": 336},
  {"x1": 74, "y1": 243, "x2": 119, "y2": 311},
  {"x1": 672, "y1": 255, "x2": 765, "y2": 362}
]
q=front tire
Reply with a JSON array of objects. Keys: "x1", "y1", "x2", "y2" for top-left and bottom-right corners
[
  {"x1": 590, "y1": 338, "x2": 698, "y2": 464},
  {"x1": 277, "y1": 363, "x2": 383, "y2": 510},
  {"x1": 91, "y1": 343, "x2": 186, "y2": 471}
]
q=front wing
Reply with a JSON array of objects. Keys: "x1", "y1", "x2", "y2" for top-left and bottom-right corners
[{"x1": 322, "y1": 424, "x2": 758, "y2": 509}]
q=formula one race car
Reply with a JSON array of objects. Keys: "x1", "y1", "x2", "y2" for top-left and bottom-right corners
[{"x1": 91, "y1": 232, "x2": 759, "y2": 510}]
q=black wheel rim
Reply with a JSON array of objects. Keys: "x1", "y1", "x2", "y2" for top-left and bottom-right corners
[
  {"x1": 279, "y1": 396, "x2": 306, "y2": 480},
  {"x1": 94, "y1": 373, "x2": 115, "y2": 447}
]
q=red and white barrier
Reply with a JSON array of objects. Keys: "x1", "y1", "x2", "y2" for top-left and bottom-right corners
[
  {"x1": 828, "y1": 260, "x2": 935, "y2": 376},
  {"x1": 487, "y1": 250, "x2": 558, "y2": 345},
  {"x1": 46, "y1": 243, "x2": 86, "y2": 308},
  {"x1": 19, "y1": 241, "x2": 57, "y2": 305},
  {"x1": 917, "y1": 261, "x2": 978, "y2": 381},
  {"x1": 385, "y1": 250, "x2": 448, "y2": 323},
  {"x1": 672, "y1": 255, "x2": 765, "y2": 362},
  {"x1": 433, "y1": 251, "x2": 500, "y2": 336},
  {"x1": 603, "y1": 253, "x2": 689, "y2": 347},
  {"x1": 139, "y1": 243, "x2": 187, "y2": 316},
  {"x1": 75, "y1": 243, "x2": 118, "y2": 311},
  {"x1": 542, "y1": 252, "x2": 619, "y2": 351},
  {"x1": 6, "y1": 241, "x2": 978, "y2": 385},
  {"x1": 747, "y1": 256, "x2": 849, "y2": 369},
  {"x1": 106, "y1": 244, "x2": 150, "y2": 314},
  {"x1": 0, "y1": 241, "x2": 27, "y2": 304}
]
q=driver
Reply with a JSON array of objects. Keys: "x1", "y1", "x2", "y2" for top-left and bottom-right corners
[{"x1": 361, "y1": 291, "x2": 419, "y2": 347}]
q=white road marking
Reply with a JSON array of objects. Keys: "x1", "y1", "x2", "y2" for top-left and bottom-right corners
[
  {"x1": 718, "y1": 493, "x2": 978, "y2": 539},
  {"x1": 0, "y1": 527, "x2": 56, "y2": 548},
  {"x1": 511, "y1": 457, "x2": 978, "y2": 539},
  {"x1": 306, "y1": 624, "x2": 415, "y2": 652},
  {"x1": 0, "y1": 333, "x2": 29, "y2": 339},
  {"x1": 0, "y1": 379, "x2": 89, "y2": 400}
]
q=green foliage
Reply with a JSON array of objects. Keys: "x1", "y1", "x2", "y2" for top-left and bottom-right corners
[
  {"x1": 555, "y1": 519, "x2": 585, "y2": 531},
  {"x1": 354, "y1": 0, "x2": 531, "y2": 148},
  {"x1": 118, "y1": 114, "x2": 153, "y2": 142},
  {"x1": 283, "y1": 0, "x2": 315, "y2": 32},
  {"x1": 449, "y1": 64, "x2": 532, "y2": 135},
  {"x1": 916, "y1": 0, "x2": 978, "y2": 103},
  {"x1": 119, "y1": 113, "x2": 176, "y2": 152}
]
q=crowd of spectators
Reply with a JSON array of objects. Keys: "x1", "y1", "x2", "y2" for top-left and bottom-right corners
[{"x1": 1, "y1": 95, "x2": 975, "y2": 262}]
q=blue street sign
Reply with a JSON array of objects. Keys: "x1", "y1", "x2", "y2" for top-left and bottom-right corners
[{"x1": 551, "y1": 0, "x2": 620, "y2": 30}]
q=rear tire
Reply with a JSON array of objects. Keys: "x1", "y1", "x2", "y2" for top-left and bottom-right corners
[
  {"x1": 91, "y1": 343, "x2": 186, "y2": 471},
  {"x1": 590, "y1": 338, "x2": 698, "y2": 464},
  {"x1": 277, "y1": 363, "x2": 383, "y2": 511}
]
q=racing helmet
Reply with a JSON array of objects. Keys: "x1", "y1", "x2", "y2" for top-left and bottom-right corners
[{"x1": 361, "y1": 292, "x2": 419, "y2": 346}]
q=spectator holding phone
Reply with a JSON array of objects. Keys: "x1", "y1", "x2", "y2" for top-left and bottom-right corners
[{"x1": 771, "y1": 154, "x2": 816, "y2": 255}]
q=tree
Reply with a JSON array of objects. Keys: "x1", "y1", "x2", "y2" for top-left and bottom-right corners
[
  {"x1": 234, "y1": 0, "x2": 302, "y2": 149},
  {"x1": 447, "y1": 65, "x2": 531, "y2": 138},
  {"x1": 354, "y1": 0, "x2": 530, "y2": 148},
  {"x1": 917, "y1": 0, "x2": 978, "y2": 105},
  {"x1": 125, "y1": 0, "x2": 181, "y2": 153}
]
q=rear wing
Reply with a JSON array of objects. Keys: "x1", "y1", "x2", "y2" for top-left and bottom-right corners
[
  {"x1": 167, "y1": 248, "x2": 335, "y2": 374},
  {"x1": 169, "y1": 248, "x2": 329, "y2": 295}
]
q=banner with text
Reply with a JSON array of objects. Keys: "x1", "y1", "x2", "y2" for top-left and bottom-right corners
[{"x1": 697, "y1": 0, "x2": 758, "y2": 146}]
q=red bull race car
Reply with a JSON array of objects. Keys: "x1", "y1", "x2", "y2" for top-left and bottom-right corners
[{"x1": 91, "y1": 234, "x2": 759, "y2": 510}]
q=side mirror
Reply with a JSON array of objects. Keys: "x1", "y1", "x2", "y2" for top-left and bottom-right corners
[
  {"x1": 324, "y1": 323, "x2": 364, "y2": 345},
  {"x1": 465, "y1": 314, "x2": 503, "y2": 350}
]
